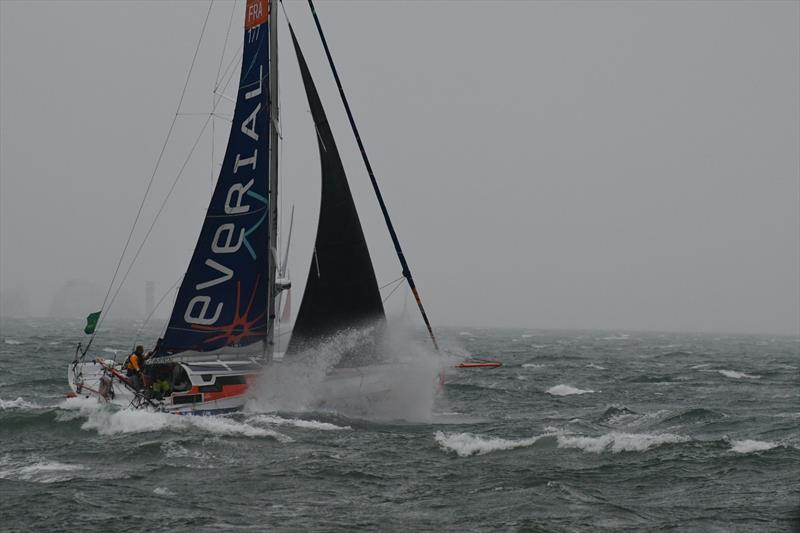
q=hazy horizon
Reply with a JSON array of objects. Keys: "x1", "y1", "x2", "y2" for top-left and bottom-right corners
[{"x1": 1, "y1": 1, "x2": 798, "y2": 336}]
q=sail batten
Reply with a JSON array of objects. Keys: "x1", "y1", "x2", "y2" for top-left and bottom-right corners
[{"x1": 156, "y1": 0, "x2": 273, "y2": 358}]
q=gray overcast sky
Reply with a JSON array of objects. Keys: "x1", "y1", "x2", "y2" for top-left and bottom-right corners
[{"x1": 1, "y1": 0, "x2": 798, "y2": 335}]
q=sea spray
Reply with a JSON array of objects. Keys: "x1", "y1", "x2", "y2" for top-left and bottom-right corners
[
  {"x1": 248, "y1": 325, "x2": 444, "y2": 422},
  {"x1": 247, "y1": 328, "x2": 373, "y2": 413}
]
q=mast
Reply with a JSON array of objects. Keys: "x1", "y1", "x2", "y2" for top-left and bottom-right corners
[
  {"x1": 265, "y1": 0, "x2": 280, "y2": 361},
  {"x1": 306, "y1": 0, "x2": 439, "y2": 350}
]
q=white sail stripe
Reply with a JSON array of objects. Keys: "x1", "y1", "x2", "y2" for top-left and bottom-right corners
[{"x1": 205, "y1": 205, "x2": 268, "y2": 219}]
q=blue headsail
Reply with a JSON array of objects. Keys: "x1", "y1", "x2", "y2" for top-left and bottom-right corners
[{"x1": 156, "y1": 1, "x2": 271, "y2": 358}]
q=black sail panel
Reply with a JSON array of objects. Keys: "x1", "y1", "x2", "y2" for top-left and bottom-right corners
[{"x1": 287, "y1": 27, "x2": 385, "y2": 352}]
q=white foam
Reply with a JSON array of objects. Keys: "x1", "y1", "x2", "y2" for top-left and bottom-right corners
[
  {"x1": 0, "y1": 455, "x2": 85, "y2": 483},
  {"x1": 458, "y1": 331, "x2": 473, "y2": 336},
  {"x1": 546, "y1": 385, "x2": 595, "y2": 396},
  {"x1": 586, "y1": 363, "x2": 606, "y2": 370},
  {"x1": 189, "y1": 416, "x2": 290, "y2": 440},
  {"x1": 599, "y1": 334, "x2": 630, "y2": 341},
  {"x1": 521, "y1": 334, "x2": 534, "y2": 338},
  {"x1": 102, "y1": 347, "x2": 123, "y2": 354},
  {"x1": 81, "y1": 407, "x2": 172, "y2": 435},
  {"x1": 434, "y1": 431, "x2": 545, "y2": 457},
  {"x1": 730, "y1": 439, "x2": 779, "y2": 453},
  {"x1": 153, "y1": 487, "x2": 176, "y2": 496},
  {"x1": 161, "y1": 441, "x2": 200, "y2": 459},
  {"x1": 557, "y1": 432, "x2": 689, "y2": 453},
  {"x1": 522, "y1": 363, "x2": 543, "y2": 369},
  {"x1": 718, "y1": 370, "x2": 761, "y2": 379},
  {"x1": 58, "y1": 395, "x2": 105, "y2": 411},
  {"x1": 62, "y1": 400, "x2": 291, "y2": 441},
  {"x1": 690, "y1": 363, "x2": 710, "y2": 369},
  {"x1": 248, "y1": 414, "x2": 350, "y2": 431},
  {"x1": 0, "y1": 397, "x2": 42, "y2": 410},
  {"x1": 3, "y1": 339, "x2": 22, "y2": 345}
]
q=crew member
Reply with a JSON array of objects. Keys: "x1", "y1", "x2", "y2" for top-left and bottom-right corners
[{"x1": 125, "y1": 345, "x2": 145, "y2": 390}]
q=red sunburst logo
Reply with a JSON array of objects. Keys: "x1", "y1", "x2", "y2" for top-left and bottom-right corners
[{"x1": 190, "y1": 276, "x2": 267, "y2": 346}]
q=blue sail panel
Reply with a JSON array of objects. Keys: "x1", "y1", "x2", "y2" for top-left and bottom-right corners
[{"x1": 157, "y1": 1, "x2": 271, "y2": 357}]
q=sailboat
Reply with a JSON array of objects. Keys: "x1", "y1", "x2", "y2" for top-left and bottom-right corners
[{"x1": 67, "y1": 0, "x2": 441, "y2": 414}]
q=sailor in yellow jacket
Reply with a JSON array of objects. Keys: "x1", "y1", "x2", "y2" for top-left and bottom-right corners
[{"x1": 124, "y1": 345, "x2": 145, "y2": 391}]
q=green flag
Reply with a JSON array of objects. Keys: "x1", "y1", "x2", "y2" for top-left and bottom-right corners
[{"x1": 84, "y1": 311, "x2": 101, "y2": 335}]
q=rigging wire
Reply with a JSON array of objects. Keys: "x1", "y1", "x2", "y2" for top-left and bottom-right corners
[
  {"x1": 213, "y1": 0, "x2": 239, "y2": 191},
  {"x1": 100, "y1": 52, "x2": 242, "y2": 328},
  {"x1": 215, "y1": 0, "x2": 238, "y2": 88},
  {"x1": 215, "y1": 42, "x2": 244, "y2": 94},
  {"x1": 99, "y1": 46, "x2": 243, "y2": 321},
  {"x1": 379, "y1": 276, "x2": 405, "y2": 291},
  {"x1": 131, "y1": 274, "x2": 184, "y2": 351},
  {"x1": 382, "y1": 278, "x2": 407, "y2": 304},
  {"x1": 90, "y1": 31, "x2": 244, "y2": 355},
  {"x1": 102, "y1": 114, "x2": 213, "y2": 323},
  {"x1": 83, "y1": 0, "x2": 215, "y2": 355}
]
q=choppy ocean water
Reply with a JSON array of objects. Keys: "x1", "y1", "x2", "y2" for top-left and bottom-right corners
[{"x1": 0, "y1": 318, "x2": 798, "y2": 532}]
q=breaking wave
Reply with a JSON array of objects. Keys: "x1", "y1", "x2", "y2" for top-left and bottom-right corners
[
  {"x1": 599, "y1": 334, "x2": 630, "y2": 341},
  {"x1": 557, "y1": 432, "x2": 689, "y2": 453},
  {"x1": 247, "y1": 414, "x2": 351, "y2": 431},
  {"x1": 547, "y1": 385, "x2": 595, "y2": 396},
  {"x1": 0, "y1": 455, "x2": 85, "y2": 483},
  {"x1": 435, "y1": 429, "x2": 691, "y2": 456},
  {"x1": 3, "y1": 339, "x2": 22, "y2": 345},
  {"x1": 57, "y1": 397, "x2": 290, "y2": 440},
  {"x1": 0, "y1": 397, "x2": 43, "y2": 410},
  {"x1": 729, "y1": 439, "x2": 780, "y2": 454},
  {"x1": 434, "y1": 431, "x2": 549, "y2": 457},
  {"x1": 718, "y1": 370, "x2": 761, "y2": 379}
]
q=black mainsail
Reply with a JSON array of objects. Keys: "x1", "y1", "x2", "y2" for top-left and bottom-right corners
[{"x1": 286, "y1": 25, "x2": 385, "y2": 352}]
